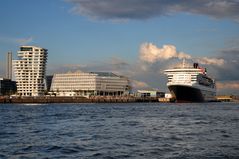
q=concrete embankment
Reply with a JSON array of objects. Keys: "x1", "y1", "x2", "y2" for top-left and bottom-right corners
[
  {"x1": 0, "y1": 96, "x2": 161, "y2": 104},
  {"x1": 0, "y1": 96, "x2": 90, "y2": 104}
]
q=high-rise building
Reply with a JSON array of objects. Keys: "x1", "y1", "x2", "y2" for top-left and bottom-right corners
[
  {"x1": 6, "y1": 52, "x2": 12, "y2": 80},
  {"x1": 13, "y1": 46, "x2": 48, "y2": 96}
]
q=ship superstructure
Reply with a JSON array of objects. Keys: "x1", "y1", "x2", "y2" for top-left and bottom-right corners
[{"x1": 164, "y1": 60, "x2": 216, "y2": 102}]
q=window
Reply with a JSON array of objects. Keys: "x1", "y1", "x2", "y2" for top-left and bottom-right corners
[{"x1": 20, "y1": 47, "x2": 32, "y2": 51}]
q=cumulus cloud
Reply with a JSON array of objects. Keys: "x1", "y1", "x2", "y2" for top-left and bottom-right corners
[
  {"x1": 196, "y1": 57, "x2": 225, "y2": 66},
  {"x1": 139, "y1": 42, "x2": 227, "y2": 68},
  {"x1": 139, "y1": 43, "x2": 191, "y2": 63},
  {"x1": 66, "y1": 0, "x2": 239, "y2": 21}
]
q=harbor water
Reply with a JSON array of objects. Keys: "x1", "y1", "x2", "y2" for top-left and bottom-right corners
[{"x1": 0, "y1": 102, "x2": 239, "y2": 159}]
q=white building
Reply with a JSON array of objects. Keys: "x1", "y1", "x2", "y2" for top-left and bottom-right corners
[
  {"x1": 50, "y1": 71, "x2": 130, "y2": 97},
  {"x1": 137, "y1": 90, "x2": 165, "y2": 98},
  {"x1": 13, "y1": 46, "x2": 48, "y2": 96}
]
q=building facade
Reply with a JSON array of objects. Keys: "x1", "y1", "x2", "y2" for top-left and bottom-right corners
[
  {"x1": 0, "y1": 78, "x2": 17, "y2": 96},
  {"x1": 50, "y1": 71, "x2": 130, "y2": 97},
  {"x1": 13, "y1": 46, "x2": 48, "y2": 96},
  {"x1": 137, "y1": 90, "x2": 165, "y2": 98}
]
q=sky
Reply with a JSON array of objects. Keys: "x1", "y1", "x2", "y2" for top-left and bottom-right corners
[{"x1": 0, "y1": 0, "x2": 239, "y2": 95}]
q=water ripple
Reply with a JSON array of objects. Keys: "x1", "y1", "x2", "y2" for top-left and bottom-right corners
[{"x1": 0, "y1": 102, "x2": 239, "y2": 158}]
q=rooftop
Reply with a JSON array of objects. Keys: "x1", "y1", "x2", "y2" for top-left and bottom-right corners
[{"x1": 91, "y1": 72, "x2": 119, "y2": 77}]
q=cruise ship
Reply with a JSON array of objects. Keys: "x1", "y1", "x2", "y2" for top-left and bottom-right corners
[{"x1": 164, "y1": 60, "x2": 216, "y2": 102}]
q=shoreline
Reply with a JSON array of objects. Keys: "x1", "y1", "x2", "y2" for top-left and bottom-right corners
[
  {"x1": 0, "y1": 96, "x2": 163, "y2": 104},
  {"x1": 1, "y1": 96, "x2": 237, "y2": 104}
]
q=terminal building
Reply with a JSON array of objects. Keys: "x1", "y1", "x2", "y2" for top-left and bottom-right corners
[
  {"x1": 50, "y1": 71, "x2": 131, "y2": 97},
  {"x1": 13, "y1": 46, "x2": 48, "y2": 96}
]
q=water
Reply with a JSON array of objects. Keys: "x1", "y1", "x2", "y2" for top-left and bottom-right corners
[{"x1": 0, "y1": 102, "x2": 239, "y2": 159}]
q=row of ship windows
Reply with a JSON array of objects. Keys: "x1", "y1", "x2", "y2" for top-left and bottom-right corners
[
  {"x1": 166, "y1": 70, "x2": 201, "y2": 73},
  {"x1": 167, "y1": 75, "x2": 198, "y2": 77}
]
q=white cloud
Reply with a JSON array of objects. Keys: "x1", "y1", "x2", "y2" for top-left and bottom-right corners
[
  {"x1": 139, "y1": 42, "x2": 226, "y2": 68},
  {"x1": 139, "y1": 43, "x2": 191, "y2": 63}
]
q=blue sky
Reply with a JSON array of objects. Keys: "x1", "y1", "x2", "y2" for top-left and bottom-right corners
[{"x1": 1, "y1": 0, "x2": 239, "y2": 94}]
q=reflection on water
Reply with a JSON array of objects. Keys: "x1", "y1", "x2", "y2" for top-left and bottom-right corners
[{"x1": 0, "y1": 102, "x2": 239, "y2": 158}]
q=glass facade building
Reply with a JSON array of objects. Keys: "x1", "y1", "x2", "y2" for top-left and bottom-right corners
[{"x1": 50, "y1": 71, "x2": 130, "y2": 97}]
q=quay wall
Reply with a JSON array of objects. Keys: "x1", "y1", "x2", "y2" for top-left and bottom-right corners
[{"x1": 0, "y1": 96, "x2": 161, "y2": 104}]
